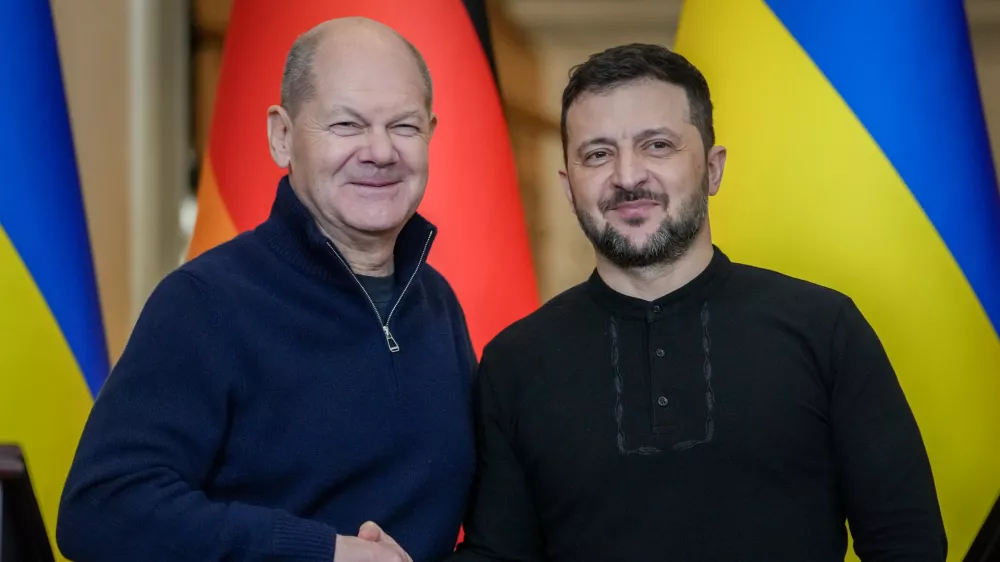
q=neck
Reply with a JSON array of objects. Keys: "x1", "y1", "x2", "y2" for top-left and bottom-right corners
[
  {"x1": 595, "y1": 231, "x2": 715, "y2": 302},
  {"x1": 288, "y1": 176, "x2": 397, "y2": 277},
  {"x1": 316, "y1": 220, "x2": 396, "y2": 277}
]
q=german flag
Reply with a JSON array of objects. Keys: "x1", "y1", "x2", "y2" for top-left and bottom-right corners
[{"x1": 189, "y1": 0, "x2": 538, "y2": 354}]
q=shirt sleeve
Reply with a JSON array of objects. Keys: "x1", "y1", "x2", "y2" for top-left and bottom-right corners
[
  {"x1": 829, "y1": 298, "x2": 947, "y2": 561},
  {"x1": 448, "y1": 351, "x2": 545, "y2": 562},
  {"x1": 56, "y1": 271, "x2": 336, "y2": 562}
]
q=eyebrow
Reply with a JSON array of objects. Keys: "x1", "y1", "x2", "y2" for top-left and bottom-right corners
[
  {"x1": 326, "y1": 105, "x2": 425, "y2": 123},
  {"x1": 577, "y1": 127, "x2": 682, "y2": 154},
  {"x1": 390, "y1": 109, "x2": 425, "y2": 122},
  {"x1": 578, "y1": 136, "x2": 617, "y2": 153},
  {"x1": 327, "y1": 105, "x2": 365, "y2": 121},
  {"x1": 635, "y1": 127, "x2": 681, "y2": 143}
]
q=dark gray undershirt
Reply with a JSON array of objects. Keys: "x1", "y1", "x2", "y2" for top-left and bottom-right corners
[{"x1": 356, "y1": 273, "x2": 396, "y2": 320}]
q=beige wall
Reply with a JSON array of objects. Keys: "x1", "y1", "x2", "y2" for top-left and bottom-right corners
[
  {"x1": 51, "y1": 0, "x2": 188, "y2": 362},
  {"x1": 51, "y1": 0, "x2": 132, "y2": 360},
  {"x1": 972, "y1": 21, "x2": 1000, "y2": 178}
]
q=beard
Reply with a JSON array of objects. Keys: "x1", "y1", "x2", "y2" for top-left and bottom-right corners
[{"x1": 575, "y1": 173, "x2": 709, "y2": 269}]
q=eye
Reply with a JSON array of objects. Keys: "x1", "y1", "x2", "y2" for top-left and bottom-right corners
[
  {"x1": 330, "y1": 122, "x2": 362, "y2": 134},
  {"x1": 647, "y1": 140, "x2": 673, "y2": 151},
  {"x1": 585, "y1": 150, "x2": 611, "y2": 163},
  {"x1": 393, "y1": 124, "x2": 421, "y2": 136}
]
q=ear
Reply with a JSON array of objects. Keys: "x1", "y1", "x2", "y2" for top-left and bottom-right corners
[
  {"x1": 706, "y1": 144, "x2": 727, "y2": 196},
  {"x1": 267, "y1": 105, "x2": 294, "y2": 169},
  {"x1": 559, "y1": 169, "x2": 577, "y2": 215},
  {"x1": 427, "y1": 112, "x2": 438, "y2": 141}
]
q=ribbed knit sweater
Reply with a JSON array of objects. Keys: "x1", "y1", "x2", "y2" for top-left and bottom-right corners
[{"x1": 57, "y1": 177, "x2": 477, "y2": 562}]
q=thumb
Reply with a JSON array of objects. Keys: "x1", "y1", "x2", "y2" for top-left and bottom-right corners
[
  {"x1": 376, "y1": 527, "x2": 400, "y2": 547},
  {"x1": 357, "y1": 521, "x2": 381, "y2": 542}
]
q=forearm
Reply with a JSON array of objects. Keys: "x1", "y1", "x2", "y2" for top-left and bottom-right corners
[
  {"x1": 841, "y1": 425, "x2": 946, "y2": 561},
  {"x1": 57, "y1": 480, "x2": 335, "y2": 562},
  {"x1": 57, "y1": 271, "x2": 337, "y2": 561},
  {"x1": 57, "y1": 399, "x2": 336, "y2": 561}
]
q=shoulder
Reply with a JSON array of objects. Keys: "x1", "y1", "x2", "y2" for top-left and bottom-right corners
[
  {"x1": 722, "y1": 259, "x2": 877, "y2": 370},
  {"x1": 420, "y1": 264, "x2": 460, "y2": 301},
  {"x1": 178, "y1": 232, "x2": 260, "y2": 288},
  {"x1": 725, "y1": 260, "x2": 852, "y2": 318},
  {"x1": 419, "y1": 264, "x2": 465, "y2": 316},
  {"x1": 135, "y1": 268, "x2": 223, "y2": 333},
  {"x1": 418, "y1": 264, "x2": 473, "y2": 331},
  {"x1": 481, "y1": 281, "x2": 590, "y2": 360},
  {"x1": 138, "y1": 234, "x2": 266, "y2": 323}
]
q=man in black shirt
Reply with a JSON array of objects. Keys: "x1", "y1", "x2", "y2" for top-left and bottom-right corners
[{"x1": 448, "y1": 44, "x2": 946, "y2": 561}]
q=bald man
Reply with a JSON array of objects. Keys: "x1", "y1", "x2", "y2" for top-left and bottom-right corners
[{"x1": 57, "y1": 18, "x2": 475, "y2": 562}]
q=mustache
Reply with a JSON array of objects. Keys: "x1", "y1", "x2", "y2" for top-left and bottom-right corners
[{"x1": 598, "y1": 188, "x2": 668, "y2": 213}]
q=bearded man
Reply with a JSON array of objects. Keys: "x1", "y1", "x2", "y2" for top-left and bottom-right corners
[{"x1": 444, "y1": 43, "x2": 947, "y2": 562}]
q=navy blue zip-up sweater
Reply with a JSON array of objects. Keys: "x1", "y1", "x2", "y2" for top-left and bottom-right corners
[{"x1": 57, "y1": 177, "x2": 478, "y2": 562}]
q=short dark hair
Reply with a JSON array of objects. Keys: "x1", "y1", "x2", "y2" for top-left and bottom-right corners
[{"x1": 560, "y1": 43, "x2": 715, "y2": 161}]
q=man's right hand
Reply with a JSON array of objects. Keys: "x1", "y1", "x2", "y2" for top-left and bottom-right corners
[{"x1": 334, "y1": 534, "x2": 409, "y2": 562}]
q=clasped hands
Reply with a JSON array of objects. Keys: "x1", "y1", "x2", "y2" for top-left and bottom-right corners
[{"x1": 334, "y1": 521, "x2": 413, "y2": 562}]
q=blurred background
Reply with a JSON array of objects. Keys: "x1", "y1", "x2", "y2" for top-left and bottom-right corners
[
  {"x1": 56, "y1": 0, "x2": 1000, "y2": 361},
  {"x1": 2, "y1": 1, "x2": 999, "y2": 561}
]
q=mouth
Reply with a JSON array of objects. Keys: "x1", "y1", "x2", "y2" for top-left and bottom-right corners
[
  {"x1": 606, "y1": 199, "x2": 660, "y2": 220},
  {"x1": 609, "y1": 199, "x2": 658, "y2": 211},
  {"x1": 349, "y1": 180, "x2": 402, "y2": 188}
]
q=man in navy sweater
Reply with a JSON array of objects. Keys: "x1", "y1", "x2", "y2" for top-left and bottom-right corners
[{"x1": 56, "y1": 17, "x2": 476, "y2": 562}]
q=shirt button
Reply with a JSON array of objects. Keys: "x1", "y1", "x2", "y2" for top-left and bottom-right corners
[
  {"x1": 657, "y1": 396, "x2": 669, "y2": 407},
  {"x1": 652, "y1": 305, "x2": 661, "y2": 313},
  {"x1": 655, "y1": 348, "x2": 665, "y2": 357}
]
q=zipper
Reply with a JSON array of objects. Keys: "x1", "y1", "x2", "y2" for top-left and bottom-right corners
[{"x1": 325, "y1": 231, "x2": 434, "y2": 353}]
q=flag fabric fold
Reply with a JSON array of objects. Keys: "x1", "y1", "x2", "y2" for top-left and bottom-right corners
[
  {"x1": 0, "y1": 1, "x2": 109, "y2": 557},
  {"x1": 674, "y1": 1, "x2": 1000, "y2": 559},
  {"x1": 189, "y1": 0, "x2": 539, "y2": 353}
]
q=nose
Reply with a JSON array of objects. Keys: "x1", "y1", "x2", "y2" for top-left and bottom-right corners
[
  {"x1": 359, "y1": 126, "x2": 398, "y2": 167},
  {"x1": 611, "y1": 148, "x2": 648, "y2": 191}
]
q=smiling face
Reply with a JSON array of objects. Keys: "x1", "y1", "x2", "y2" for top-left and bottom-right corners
[
  {"x1": 561, "y1": 78, "x2": 724, "y2": 269},
  {"x1": 268, "y1": 23, "x2": 436, "y2": 239}
]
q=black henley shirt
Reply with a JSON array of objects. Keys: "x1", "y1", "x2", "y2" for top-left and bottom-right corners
[{"x1": 450, "y1": 247, "x2": 945, "y2": 562}]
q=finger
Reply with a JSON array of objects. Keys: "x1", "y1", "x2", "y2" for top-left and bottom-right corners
[
  {"x1": 358, "y1": 521, "x2": 381, "y2": 542},
  {"x1": 376, "y1": 529, "x2": 400, "y2": 547}
]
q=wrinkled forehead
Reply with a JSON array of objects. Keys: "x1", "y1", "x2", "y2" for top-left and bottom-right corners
[
  {"x1": 310, "y1": 38, "x2": 430, "y2": 114},
  {"x1": 566, "y1": 80, "x2": 694, "y2": 145}
]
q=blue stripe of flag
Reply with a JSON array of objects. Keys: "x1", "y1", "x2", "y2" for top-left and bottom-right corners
[
  {"x1": 0, "y1": 0, "x2": 109, "y2": 395},
  {"x1": 765, "y1": 0, "x2": 1000, "y2": 337}
]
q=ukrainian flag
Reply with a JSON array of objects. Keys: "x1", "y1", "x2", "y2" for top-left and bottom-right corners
[
  {"x1": 675, "y1": 1, "x2": 1000, "y2": 559},
  {"x1": 0, "y1": 0, "x2": 109, "y2": 556}
]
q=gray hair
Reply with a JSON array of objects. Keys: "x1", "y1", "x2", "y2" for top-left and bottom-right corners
[{"x1": 280, "y1": 24, "x2": 434, "y2": 118}]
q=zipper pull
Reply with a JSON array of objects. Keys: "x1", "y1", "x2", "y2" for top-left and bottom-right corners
[{"x1": 383, "y1": 325, "x2": 400, "y2": 353}]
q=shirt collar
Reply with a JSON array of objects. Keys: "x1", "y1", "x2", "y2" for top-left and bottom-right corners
[
  {"x1": 254, "y1": 175, "x2": 437, "y2": 288},
  {"x1": 585, "y1": 246, "x2": 731, "y2": 320}
]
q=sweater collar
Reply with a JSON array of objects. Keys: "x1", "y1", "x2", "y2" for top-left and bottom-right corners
[
  {"x1": 586, "y1": 246, "x2": 731, "y2": 320},
  {"x1": 255, "y1": 175, "x2": 437, "y2": 287}
]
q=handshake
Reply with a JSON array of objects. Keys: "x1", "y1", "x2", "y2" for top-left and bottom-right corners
[{"x1": 335, "y1": 521, "x2": 413, "y2": 562}]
